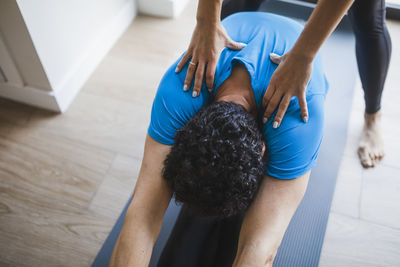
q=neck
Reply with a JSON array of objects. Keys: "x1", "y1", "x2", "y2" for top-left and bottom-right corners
[{"x1": 214, "y1": 64, "x2": 258, "y2": 118}]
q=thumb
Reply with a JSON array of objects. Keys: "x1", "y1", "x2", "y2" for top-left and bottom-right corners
[
  {"x1": 226, "y1": 41, "x2": 247, "y2": 51},
  {"x1": 270, "y1": 53, "x2": 284, "y2": 64}
]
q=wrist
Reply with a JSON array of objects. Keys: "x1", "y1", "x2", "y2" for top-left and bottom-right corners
[
  {"x1": 196, "y1": 0, "x2": 222, "y2": 23},
  {"x1": 196, "y1": 16, "x2": 220, "y2": 27},
  {"x1": 287, "y1": 48, "x2": 315, "y2": 64}
]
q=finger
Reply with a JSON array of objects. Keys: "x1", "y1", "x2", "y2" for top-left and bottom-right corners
[
  {"x1": 263, "y1": 91, "x2": 283, "y2": 124},
  {"x1": 269, "y1": 53, "x2": 284, "y2": 64},
  {"x1": 176, "y1": 50, "x2": 192, "y2": 73},
  {"x1": 298, "y1": 93, "x2": 309, "y2": 122},
  {"x1": 226, "y1": 41, "x2": 247, "y2": 51},
  {"x1": 205, "y1": 60, "x2": 217, "y2": 92},
  {"x1": 192, "y1": 61, "x2": 206, "y2": 97},
  {"x1": 271, "y1": 95, "x2": 291, "y2": 128},
  {"x1": 183, "y1": 58, "x2": 197, "y2": 92},
  {"x1": 262, "y1": 84, "x2": 275, "y2": 108}
]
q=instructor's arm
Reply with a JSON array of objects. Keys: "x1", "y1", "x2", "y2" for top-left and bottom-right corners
[
  {"x1": 263, "y1": 0, "x2": 355, "y2": 127},
  {"x1": 176, "y1": 0, "x2": 245, "y2": 96},
  {"x1": 233, "y1": 172, "x2": 311, "y2": 267},
  {"x1": 178, "y1": 0, "x2": 354, "y2": 126},
  {"x1": 109, "y1": 135, "x2": 172, "y2": 267}
]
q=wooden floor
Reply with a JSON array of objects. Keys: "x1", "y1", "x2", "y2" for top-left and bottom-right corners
[{"x1": 0, "y1": 1, "x2": 399, "y2": 266}]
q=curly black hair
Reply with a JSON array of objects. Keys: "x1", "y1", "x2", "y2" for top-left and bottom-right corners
[{"x1": 162, "y1": 101, "x2": 265, "y2": 218}]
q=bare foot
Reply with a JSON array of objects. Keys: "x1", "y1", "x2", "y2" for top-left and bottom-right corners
[{"x1": 358, "y1": 110, "x2": 385, "y2": 168}]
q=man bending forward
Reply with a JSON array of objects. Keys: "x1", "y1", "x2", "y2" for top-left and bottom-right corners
[{"x1": 110, "y1": 12, "x2": 328, "y2": 267}]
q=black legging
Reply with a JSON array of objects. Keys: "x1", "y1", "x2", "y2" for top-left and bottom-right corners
[
  {"x1": 348, "y1": 0, "x2": 392, "y2": 114},
  {"x1": 157, "y1": 205, "x2": 244, "y2": 267},
  {"x1": 221, "y1": 0, "x2": 392, "y2": 114}
]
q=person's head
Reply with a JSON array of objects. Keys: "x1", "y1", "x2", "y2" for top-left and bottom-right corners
[{"x1": 162, "y1": 101, "x2": 265, "y2": 218}]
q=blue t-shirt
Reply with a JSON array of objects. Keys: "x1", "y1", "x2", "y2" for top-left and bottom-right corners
[{"x1": 148, "y1": 12, "x2": 329, "y2": 179}]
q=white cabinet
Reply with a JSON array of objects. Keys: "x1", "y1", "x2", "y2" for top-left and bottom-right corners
[{"x1": 0, "y1": 0, "x2": 137, "y2": 112}]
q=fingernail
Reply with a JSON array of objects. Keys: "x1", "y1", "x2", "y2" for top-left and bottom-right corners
[
  {"x1": 183, "y1": 84, "x2": 188, "y2": 91},
  {"x1": 273, "y1": 121, "x2": 278, "y2": 128},
  {"x1": 192, "y1": 91, "x2": 198, "y2": 97},
  {"x1": 270, "y1": 53, "x2": 278, "y2": 57},
  {"x1": 239, "y1": 42, "x2": 247, "y2": 47},
  {"x1": 303, "y1": 116, "x2": 308, "y2": 123},
  {"x1": 175, "y1": 66, "x2": 179, "y2": 73},
  {"x1": 263, "y1": 117, "x2": 268, "y2": 124}
]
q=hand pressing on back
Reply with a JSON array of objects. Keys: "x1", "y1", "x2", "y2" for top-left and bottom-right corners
[
  {"x1": 262, "y1": 51, "x2": 313, "y2": 128},
  {"x1": 176, "y1": 20, "x2": 246, "y2": 97}
]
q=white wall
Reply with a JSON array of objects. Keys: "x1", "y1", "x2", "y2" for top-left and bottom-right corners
[
  {"x1": 0, "y1": 0, "x2": 137, "y2": 112},
  {"x1": 17, "y1": 0, "x2": 135, "y2": 92},
  {"x1": 138, "y1": 0, "x2": 190, "y2": 18}
]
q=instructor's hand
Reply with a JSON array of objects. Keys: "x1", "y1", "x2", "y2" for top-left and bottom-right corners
[
  {"x1": 262, "y1": 52, "x2": 313, "y2": 128},
  {"x1": 175, "y1": 21, "x2": 246, "y2": 97}
]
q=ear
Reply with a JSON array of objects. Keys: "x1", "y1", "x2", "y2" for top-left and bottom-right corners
[{"x1": 261, "y1": 142, "x2": 266, "y2": 157}]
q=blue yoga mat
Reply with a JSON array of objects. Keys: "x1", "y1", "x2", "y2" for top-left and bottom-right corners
[{"x1": 92, "y1": 13, "x2": 358, "y2": 267}]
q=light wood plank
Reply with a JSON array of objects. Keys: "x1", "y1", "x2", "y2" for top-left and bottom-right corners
[
  {"x1": 0, "y1": 183, "x2": 114, "y2": 267},
  {"x1": 0, "y1": 97, "x2": 35, "y2": 126},
  {"x1": 0, "y1": 120, "x2": 13, "y2": 137},
  {"x1": 361, "y1": 164, "x2": 400, "y2": 229},
  {"x1": 5, "y1": 124, "x2": 115, "y2": 175},
  {"x1": 330, "y1": 154, "x2": 363, "y2": 218},
  {"x1": 0, "y1": 136, "x2": 108, "y2": 208},
  {"x1": 89, "y1": 154, "x2": 141, "y2": 220},
  {"x1": 319, "y1": 212, "x2": 400, "y2": 267},
  {"x1": 83, "y1": 55, "x2": 164, "y2": 106},
  {"x1": 28, "y1": 92, "x2": 150, "y2": 159}
]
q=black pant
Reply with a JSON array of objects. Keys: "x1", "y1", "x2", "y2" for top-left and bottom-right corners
[
  {"x1": 157, "y1": 1, "x2": 392, "y2": 266},
  {"x1": 221, "y1": 0, "x2": 264, "y2": 19},
  {"x1": 157, "y1": 205, "x2": 244, "y2": 267},
  {"x1": 348, "y1": 0, "x2": 392, "y2": 114}
]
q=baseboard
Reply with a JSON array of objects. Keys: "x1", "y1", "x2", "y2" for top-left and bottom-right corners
[
  {"x1": 0, "y1": 83, "x2": 60, "y2": 111},
  {"x1": 0, "y1": 0, "x2": 137, "y2": 112},
  {"x1": 138, "y1": 0, "x2": 189, "y2": 18},
  {"x1": 387, "y1": 3, "x2": 400, "y2": 20}
]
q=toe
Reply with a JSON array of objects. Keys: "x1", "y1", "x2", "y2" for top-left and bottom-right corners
[
  {"x1": 370, "y1": 157, "x2": 376, "y2": 167},
  {"x1": 369, "y1": 151, "x2": 377, "y2": 160},
  {"x1": 360, "y1": 156, "x2": 372, "y2": 168},
  {"x1": 374, "y1": 150, "x2": 383, "y2": 161},
  {"x1": 358, "y1": 147, "x2": 371, "y2": 168},
  {"x1": 370, "y1": 148, "x2": 385, "y2": 165},
  {"x1": 369, "y1": 151, "x2": 378, "y2": 167}
]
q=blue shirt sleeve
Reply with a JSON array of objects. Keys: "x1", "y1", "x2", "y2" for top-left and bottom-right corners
[
  {"x1": 264, "y1": 94, "x2": 325, "y2": 179},
  {"x1": 147, "y1": 63, "x2": 210, "y2": 145}
]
